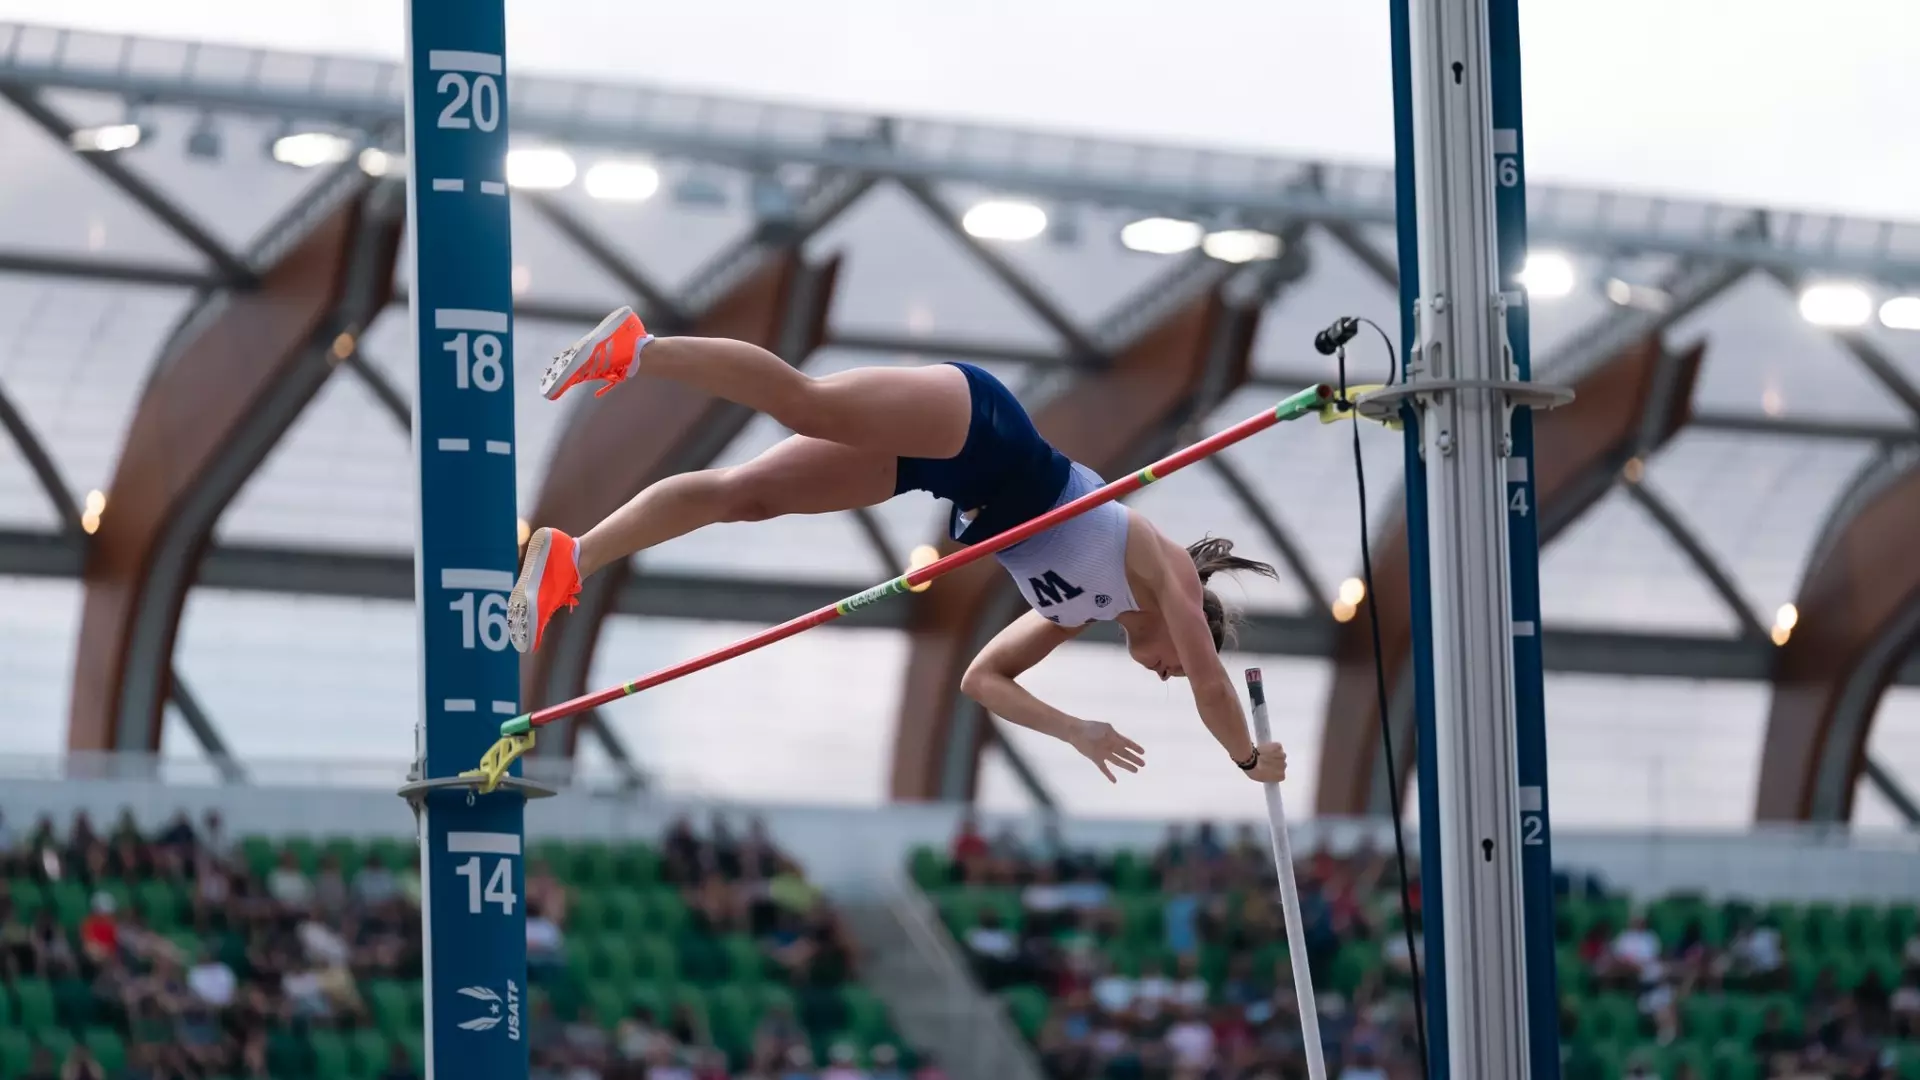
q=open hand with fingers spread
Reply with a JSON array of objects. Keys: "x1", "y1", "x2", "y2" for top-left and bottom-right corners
[
  {"x1": 1240, "y1": 741, "x2": 1288, "y2": 783},
  {"x1": 1069, "y1": 720, "x2": 1146, "y2": 783}
]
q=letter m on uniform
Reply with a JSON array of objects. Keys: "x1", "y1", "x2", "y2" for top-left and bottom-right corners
[{"x1": 1028, "y1": 571, "x2": 1084, "y2": 608}]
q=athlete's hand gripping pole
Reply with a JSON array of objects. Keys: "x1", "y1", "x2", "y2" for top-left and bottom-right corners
[
  {"x1": 492, "y1": 384, "x2": 1334, "y2": 744},
  {"x1": 1245, "y1": 668, "x2": 1326, "y2": 1080}
]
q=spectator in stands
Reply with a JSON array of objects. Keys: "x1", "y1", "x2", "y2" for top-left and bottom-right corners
[
  {"x1": 1892, "y1": 977, "x2": 1920, "y2": 1037},
  {"x1": 185, "y1": 942, "x2": 236, "y2": 1012},
  {"x1": 1165, "y1": 1002, "x2": 1216, "y2": 1072},
  {"x1": 526, "y1": 898, "x2": 565, "y2": 981},
  {"x1": 78, "y1": 891, "x2": 118, "y2": 964},
  {"x1": 525, "y1": 859, "x2": 570, "y2": 927},
  {"x1": 951, "y1": 812, "x2": 989, "y2": 882},
  {"x1": 1726, "y1": 914, "x2": 1787, "y2": 990},
  {"x1": 963, "y1": 908, "x2": 1021, "y2": 991},
  {"x1": 266, "y1": 849, "x2": 313, "y2": 911},
  {"x1": 1602, "y1": 915, "x2": 1663, "y2": 986},
  {"x1": 312, "y1": 852, "x2": 351, "y2": 917},
  {"x1": 821, "y1": 1042, "x2": 866, "y2": 1080}
]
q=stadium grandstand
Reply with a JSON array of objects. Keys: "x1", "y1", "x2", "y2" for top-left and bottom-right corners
[{"x1": 1, "y1": 6, "x2": 1919, "y2": 1080}]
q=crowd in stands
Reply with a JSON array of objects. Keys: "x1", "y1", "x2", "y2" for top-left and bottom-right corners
[
  {"x1": 0, "y1": 807, "x2": 924, "y2": 1080},
  {"x1": 927, "y1": 814, "x2": 1920, "y2": 1080}
]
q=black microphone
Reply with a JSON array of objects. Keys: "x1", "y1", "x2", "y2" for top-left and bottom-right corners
[{"x1": 1314, "y1": 316, "x2": 1360, "y2": 356}]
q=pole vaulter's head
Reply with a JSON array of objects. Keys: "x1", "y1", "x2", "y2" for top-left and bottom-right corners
[
  {"x1": 1187, "y1": 536, "x2": 1278, "y2": 651},
  {"x1": 1120, "y1": 537, "x2": 1277, "y2": 680}
]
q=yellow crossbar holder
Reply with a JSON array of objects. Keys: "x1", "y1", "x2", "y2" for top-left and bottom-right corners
[{"x1": 461, "y1": 731, "x2": 537, "y2": 795}]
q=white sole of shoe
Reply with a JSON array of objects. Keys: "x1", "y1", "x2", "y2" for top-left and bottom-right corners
[
  {"x1": 541, "y1": 306, "x2": 635, "y2": 400},
  {"x1": 508, "y1": 528, "x2": 552, "y2": 653}
]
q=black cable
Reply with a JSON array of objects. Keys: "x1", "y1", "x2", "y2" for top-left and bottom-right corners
[{"x1": 1334, "y1": 335, "x2": 1432, "y2": 1078}]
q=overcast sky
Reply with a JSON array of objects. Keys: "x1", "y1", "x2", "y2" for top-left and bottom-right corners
[{"x1": 1, "y1": 0, "x2": 1916, "y2": 220}]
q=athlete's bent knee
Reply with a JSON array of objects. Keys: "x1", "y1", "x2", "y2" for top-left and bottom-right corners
[{"x1": 714, "y1": 471, "x2": 779, "y2": 523}]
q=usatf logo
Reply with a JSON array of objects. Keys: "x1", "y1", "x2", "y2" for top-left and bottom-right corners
[
  {"x1": 456, "y1": 982, "x2": 521, "y2": 1040},
  {"x1": 1094, "y1": 594, "x2": 1111, "y2": 608}
]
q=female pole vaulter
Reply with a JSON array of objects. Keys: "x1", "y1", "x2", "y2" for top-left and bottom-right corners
[{"x1": 509, "y1": 307, "x2": 1290, "y2": 788}]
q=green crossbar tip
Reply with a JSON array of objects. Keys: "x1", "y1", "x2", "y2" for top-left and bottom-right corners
[
  {"x1": 500, "y1": 714, "x2": 532, "y2": 736},
  {"x1": 1275, "y1": 383, "x2": 1333, "y2": 422}
]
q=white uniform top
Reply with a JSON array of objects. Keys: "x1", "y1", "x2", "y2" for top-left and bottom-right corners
[{"x1": 962, "y1": 462, "x2": 1140, "y2": 627}]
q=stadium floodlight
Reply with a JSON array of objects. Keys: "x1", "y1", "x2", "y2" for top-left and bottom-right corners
[
  {"x1": 1517, "y1": 251, "x2": 1575, "y2": 298},
  {"x1": 1879, "y1": 296, "x2": 1920, "y2": 331},
  {"x1": 1120, "y1": 217, "x2": 1204, "y2": 255},
  {"x1": 1202, "y1": 229, "x2": 1282, "y2": 264},
  {"x1": 272, "y1": 132, "x2": 354, "y2": 168},
  {"x1": 961, "y1": 199, "x2": 1047, "y2": 242},
  {"x1": 1797, "y1": 282, "x2": 1872, "y2": 328},
  {"x1": 1771, "y1": 602, "x2": 1798, "y2": 646},
  {"x1": 584, "y1": 160, "x2": 661, "y2": 202},
  {"x1": 506, "y1": 148, "x2": 577, "y2": 190},
  {"x1": 69, "y1": 123, "x2": 144, "y2": 153},
  {"x1": 1338, "y1": 577, "x2": 1367, "y2": 606},
  {"x1": 357, "y1": 148, "x2": 405, "y2": 177}
]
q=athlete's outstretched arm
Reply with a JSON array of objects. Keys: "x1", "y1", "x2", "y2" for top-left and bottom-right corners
[
  {"x1": 1151, "y1": 535, "x2": 1289, "y2": 783},
  {"x1": 960, "y1": 613, "x2": 1146, "y2": 783}
]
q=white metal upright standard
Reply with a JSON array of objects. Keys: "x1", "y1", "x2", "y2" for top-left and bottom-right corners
[{"x1": 1406, "y1": 0, "x2": 1533, "y2": 1073}]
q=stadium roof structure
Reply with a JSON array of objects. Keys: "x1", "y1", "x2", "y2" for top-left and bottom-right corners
[{"x1": 1, "y1": 21, "x2": 1918, "y2": 829}]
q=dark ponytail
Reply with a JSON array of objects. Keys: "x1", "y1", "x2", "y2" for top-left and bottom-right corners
[{"x1": 1187, "y1": 536, "x2": 1278, "y2": 651}]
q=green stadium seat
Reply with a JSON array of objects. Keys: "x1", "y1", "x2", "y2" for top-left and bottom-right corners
[
  {"x1": 1680, "y1": 994, "x2": 1728, "y2": 1041},
  {"x1": 1109, "y1": 850, "x2": 1156, "y2": 893},
  {"x1": 572, "y1": 843, "x2": 616, "y2": 889},
  {"x1": 35, "y1": 1028, "x2": 75, "y2": 1061},
  {"x1": 51, "y1": 881, "x2": 89, "y2": 929},
  {"x1": 1842, "y1": 902, "x2": 1882, "y2": 951},
  {"x1": 678, "y1": 934, "x2": 728, "y2": 984},
  {"x1": 1803, "y1": 902, "x2": 1841, "y2": 951},
  {"x1": 346, "y1": 1029, "x2": 388, "y2": 1079},
  {"x1": 707, "y1": 983, "x2": 756, "y2": 1053},
  {"x1": 1118, "y1": 894, "x2": 1163, "y2": 945},
  {"x1": 399, "y1": 1034, "x2": 425, "y2": 1073},
  {"x1": 670, "y1": 983, "x2": 712, "y2": 1031},
  {"x1": 370, "y1": 836, "x2": 414, "y2": 872},
  {"x1": 1329, "y1": 942, "x2": 1379, "y2": 995},
  {"x1": 530, "y1": 839, "x2": 574, "y2": 880},
  {"x1": 267, "y1": 1030, "x2": 310, "y2": 1078},
  {"x1": 588, "y1": 980, "x2": 628, "y2": 1027},
  {"x1": 1712, "y1": 1039, "x2": 1761, "y2": 1080},
  {"x1": 241, "y1": 836, "x2": 278, "y2": 879},
  {"x1": 633, "y1": 935, "x2": 680, "y2": 983},
  {"x1": 133, "y1": 879, "x2": 182, "y2": 930},
  {"x1": 599, "y1": 889, "x2": 645, "y2": 933},
  {"x1": 9, "y1": 880, "x2": 47, "y2": 922},
  {"x1": 53, "y1": 977, "x2": 96, "y2": 1027},
  {"x1": 589, "y1": 935, "x2": 638, "y2": 986},
  {"x1": 284, "y1": 836, "x2": 320, "y2": 874},
  {"x1": 841, "y1": 985, "x2": 890, "y2": 1044},
  {"x1": 644, "y1": 889, "x2": 691, "y2": 936},
  {"x1": 754, "y1": 983, "x2": 798, "y2": 1024},
  {"x1": 613, "y1": 843, "x2": 662, "y2": 887},
  {"x1": 82, "y1": 1027, "x2": 126, "y2": 1075},
  {"x1": 367, "y1": 980, "x2": 412, "y2": 1037},
  {"x1": 320, "y1": 836, "x2": 362, "y2": 870},
  {"x1": 569, "y1": 890, "x2": 608, "y2": 934},
  {"x1": 721, "y1": 934, "x2": 767, "y2": 983},
  {"x1": 626, "y1": 981, "x2": 671, "y2": 1024},
  {"x1": 1887, "y1": 903, "x2": 1918, "y2": 948},
  {"x1": 12, "y1": 978, "x2": 56, "y2": 1034},
  {"x1": 908, "y1": 846, "x2": 947, "y2": 889},
  {"x1": 309, "y1": 1030, "x2": 351, "y2": 1080},
  {"x1": 0, "y1": 1031, "x2": 32, "y2": 1080},
  {"x1": 999, "y1": 985, "x2": 1048, "y2": 1040}
]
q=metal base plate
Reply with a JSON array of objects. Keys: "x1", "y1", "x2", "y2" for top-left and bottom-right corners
[
  {"x1": 1351, "y1": 378, "x2": 1574, "y2": 424},
  {"x1": 396, "y1": 773, "x2": 559, "y2": 805}
]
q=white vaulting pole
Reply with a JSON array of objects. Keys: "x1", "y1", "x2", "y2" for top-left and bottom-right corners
[{"x1": 1245, "y1": 668, "x2": 1326, "y2": 1080}]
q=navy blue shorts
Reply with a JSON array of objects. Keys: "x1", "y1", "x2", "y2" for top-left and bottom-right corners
[{"x1": 893, "y1": 362, "x2": 1071, "y2": 545}]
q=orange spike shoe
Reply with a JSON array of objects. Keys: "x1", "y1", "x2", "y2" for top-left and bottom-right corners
[
  {"x1": 507, "y1": 527, "x2": 581, "y2": 653},
  {"x1": 541, "y1": 306, "x2": 651, "y2": 400}
]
